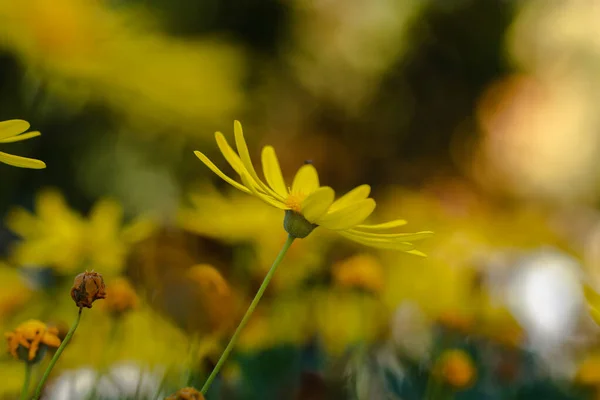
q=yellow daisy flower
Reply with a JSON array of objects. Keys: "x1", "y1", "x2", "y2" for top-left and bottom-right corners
[
  {"x1": 0, "y1": 119, "x2": 45, "y2": 169},
  {"x1": 194, "y1": 121, "x2": 432, "y2": 253}
]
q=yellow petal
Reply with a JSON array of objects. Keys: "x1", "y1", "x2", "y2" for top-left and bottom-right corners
[
  {"x1": 36, "y1": 189, "x2": 68, "y2": 219},
  {"x1": 301, "y1": 186, "x2": 335, "y2": 222},
  {"x1": 405, "y1": 249, "x2": 427, "y2": 257},
  {"x1": 337, "y1": 231, "x2": 416, "y2": 252},
  {"x1": 5, "y1": 207, "x2": 39, "y2": 237},
  {"x1": 233, "y1": 121, "x2": 283, "y2": 200},
  {"x1": 194, "y1": 151, "x2": 251, "y2": 194},
  {"x1": 121, "y1": 218, "x2": 156, "y2": 244},
  {"x1": 215, "y1": 131, "x2": 245, "y2": 174},
  {"x1": 239, "y1": 170, "x2": 288, "y2": 210},
  {"x1": 316, "y1": 199, "x2": 375, "y2": 230},
  {"x1": 261, "y1": 146, "x2": 288, "y2": 198},
  {"x1": 344, "y1": 229, "x2": 434, "y2": 241},
  {"x1": 329, "y1": 184, "x2": 371, "y2": 212},
  {"x1": 355, "y1": 219, "x2": 408, "y2": 230},
  {"x1": 42, "y1": 333, "x2": 61, "y2": 348},
  {"x1": 291, "y1": 164, "x2": 320, "y2": 195},
  {"x1": 0, "y1": 131, "x2": 41, "y2": 143},
  {"x1": 89, "y1": 199, "x2": 123, "y2": 236},
  {"x1": 0, "y1": 151, "x2": 46, "y2": 169},
  {"x1": 0, "y1": 120, "x2": 29, "y2": 140}
]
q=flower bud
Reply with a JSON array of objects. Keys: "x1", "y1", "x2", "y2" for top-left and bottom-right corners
[
  {"x1": 166, "y1": 387, "x2": 205, "y2": 400},
  {"x1": 283, "y1": 210, "x2": 317, "y2": 239},
  {"x1": 4, "y1": 320, "x2": 61, "y2": 364},
  {"x1": 70, "y1": 270, "x2": 107, "y2": 308}
]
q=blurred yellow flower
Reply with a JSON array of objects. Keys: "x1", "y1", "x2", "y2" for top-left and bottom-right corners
[
  {"x1": 0, "y1": 0, "x2": 243, "y2": 132},
  {"x1": 5, "y1": 319, "x2": 61, "y2": 363},
  {"x1": 332, "y1": 254, "x2": 385, "y2": 294},
  {"x1": 313, "y1": 290, "x2": 386, "y2": 355},
  {"x1": 187, "y1": 264, "x2": 231, "y2": 298},
  {"x1": 237, "y1": 311, "x2": 273, "y2": 352},
  {"x1": 187, "y1": 264, "x2": 239, "y2": 334},
  {"x1": 237, "y1": 297, "x2": 310, "y2": 352},
  {"x1": 0, "y1": 264, "x2": 32, "y2": 318},
  {"x1": 434, "y1": 349, "x2": 477, "y2": 389},
  {"x1": 6, "y1": 189, "x2": 155, "y2": 275},
  {"x1": 102, "y1": 277, "x2": 139, "y2": 316},
  {"x1": 577, "y1": 353, "x2": 600, "y2": 386},
  {"x1": 195, "y1": 121, "x2": 432, "y2": 251},
  {"x1": 0, "y1": 119, "x2": 45, "y2": 169}
]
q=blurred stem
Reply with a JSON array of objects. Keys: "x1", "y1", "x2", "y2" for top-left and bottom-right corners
[
  {"x1": 134, "y1": 365, "x2": 145, "y2": 399},
  {"x1": 85, "y1": 319, "x2": 122, "y2": 400},
  {"x1": 200, "y1": 235, "x2": 295, "y2": 395},
  {"x1": 32, "y1": 307, "x2": 83, "y2": 400},
  {"x1": 20, "y1": 363, "x2": 32, "y2": 400}
]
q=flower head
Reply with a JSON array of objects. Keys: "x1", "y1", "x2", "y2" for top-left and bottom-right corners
[
  {"x1": 187, "y1": 264, "x2": 231, "y2": 297},
  {"x1": 5, "y1": 319, "x2": 61, "y2": 363},
  {"x1": 103, "y1": 277, "x2": 138, "y2": 316},
  {"x1": 433, "y1": 349, "x2": 476, "y2": 389},
  {"x1": 71, "y1": 270, "x2": 106, "y2": 308},
  {"x1": 166, "y1": 387, "x2": 205, "y2": 400},
  {"x1": 194, "y1": 121, "x2": 432, "y2": 251},
  {"x1": 332, "y1": 254, "x2": 385, "y2": 294},
  {"x1": 0, "y1": 119, "x2": 45, "y2": 169}
]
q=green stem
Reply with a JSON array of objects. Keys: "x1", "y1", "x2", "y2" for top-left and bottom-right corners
[
  {"x1": 32, "y1": 307, "x2": 83, "y2": 400},
  {"x1": 200, "y1": 235, "x2": 295, "y2": 395},
  {"x1": 20, "y1": 363, "x2": 32, "y2": 400}
]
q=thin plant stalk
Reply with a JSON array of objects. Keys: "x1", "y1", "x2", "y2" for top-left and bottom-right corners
[
  {"x1": 201, "y1": 235, "x2": 295, "y2": 394},
  {"x1": 32, "y1": 307, "x2": 83, "y2": 400},
  {"x1": 20, "y1": 363, "x2": 32, "y2": 400}
]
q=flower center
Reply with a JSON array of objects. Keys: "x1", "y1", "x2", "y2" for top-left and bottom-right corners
[{"x1": 284, "y1": 193, "x2": 306, "y2": 213}]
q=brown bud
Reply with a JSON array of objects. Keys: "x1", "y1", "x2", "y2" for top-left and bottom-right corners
[
  {"x1": 70, "y1": 271, "x2": 106, "y2": 308},
  {"x1": 165, "y1": 387, "x2": 204, "y2": 400}
]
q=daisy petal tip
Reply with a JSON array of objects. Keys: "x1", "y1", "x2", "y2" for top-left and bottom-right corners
[{"x1": 234, "y1": 120, "x2": 243, "y2": 133}]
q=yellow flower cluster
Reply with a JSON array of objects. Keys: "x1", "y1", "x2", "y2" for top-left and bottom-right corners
[{"x1": 5, "y1": 189, "x2": 155, "y2": 275}]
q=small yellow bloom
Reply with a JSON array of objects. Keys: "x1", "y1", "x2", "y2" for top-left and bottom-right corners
[
  {"x1": 332, "y1": 254, "x2": 385, "y2": 293},
  {"x1": 434, "y1": 349, "x2": 477, "y2": 389},
  {"x1": 103, "y1": 277, "x2": 138, "y2": 316},
  {"x1": 577, "y1": 353, "x2": 600, "y2": 385},
  {"x1": 195, "y1": 121, "x2": 432, "y2": 251},
  {"x1": 0, "y1": 119, "x2": 45, "y2": 169},
  {"x1": 187, "y1": 264, "x2": 238, "y2": 334},
  {"x1": 5, "y1": 320, "x2": 61, "y2": 363}
]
